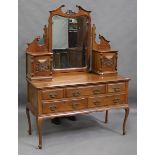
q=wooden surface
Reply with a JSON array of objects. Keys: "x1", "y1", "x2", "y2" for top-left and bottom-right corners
[{"x1": 28, "y1": 72, "x2": 130, "y2": 89}]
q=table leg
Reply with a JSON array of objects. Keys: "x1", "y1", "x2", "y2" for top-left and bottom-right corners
[
  {"x1": 123, "y1": 107, "x2": 129, "y2": 135},
  {"x1": 104, "y1": 110, "x2": 108, "y2": 123},
  {"x1": 26, "y1": 107, "x2": 32, "y2": 135},
  {"x1": 36, "y1": 117, "x2": 43, "y2": 149}
]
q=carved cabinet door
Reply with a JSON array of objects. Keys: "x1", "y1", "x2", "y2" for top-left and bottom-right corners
[
  {"x1": 33, "y1": 55, "x2": 52, "y2": 76},
  {"x1": 92, "y1": 51, "x2": 117, "y2": 75}
]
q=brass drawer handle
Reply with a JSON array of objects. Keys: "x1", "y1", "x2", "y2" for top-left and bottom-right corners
[
  {"x1": 112, "y1": 98, "x2": 120, "y2": 104},
  {"x1": 49, "y1": 104, "x2": 57, "y2": 112},
  {"x1": 93, "y1": 101, "x2": 100, "y2": 106},
  {"x1": 72, "y1": 102, "x2": 79, "y2": 109},
  {"x1": 93, "y1": 89, "x2": 100, "y2": 95},
  {"x1": 72, "y1": 91, "x2": 80, "y2": 97},
  {"x1": 112, "y1": 86, "x2": 120, "y2": 92},
  {"x1": 49, "y1": 92, "x2": 57, "y2": 98}
]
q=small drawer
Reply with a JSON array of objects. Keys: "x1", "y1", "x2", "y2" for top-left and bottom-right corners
[
  {"x1": 65, "y1": 98, "x2": 88, "y2": 111},
  {"x1": 107, "y1": 83, "x2": 125, "y2": 93},
  {"x1": 88, "y1": 96, "x2": 106, "y2": 108},
  {"x1": 65, "y1": 85, "x2": 106, "y2": 98},
  {"x1": 66, "y1": 86, "x2": 90, "y2": 98},
  {"x1": 42, "y1": 88, "x2": 64, "y2": 100},
  {"x1": 90, "y1": 85, "x2": 106, "y2": 95},
  {"x1": 104, "y1": 94, "x2": 126, "y2": 106}
]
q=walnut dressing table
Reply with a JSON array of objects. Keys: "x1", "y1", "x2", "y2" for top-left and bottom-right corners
[{"x1": 26, "y1": 5, "x2": 130, "y2": 149}]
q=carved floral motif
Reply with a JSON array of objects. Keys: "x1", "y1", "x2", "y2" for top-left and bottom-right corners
[{"x1": 35, "y1": 60, "x2": 51, "y2": 72}]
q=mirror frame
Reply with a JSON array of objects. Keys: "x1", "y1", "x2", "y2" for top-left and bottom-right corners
[{"x1": 48, "y1": 5, "x2": 91, "y2": 73}]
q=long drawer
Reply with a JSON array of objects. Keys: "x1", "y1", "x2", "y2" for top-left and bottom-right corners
[
  {"x1": 42, "y1": 98, "x2": 87, "y2": 114},
  {"x1": 65, "y1": 84, "x2": 106, "y2": 98},
  {"x1": 88, "y1": 94, "x2": 126, "y2": 108}
]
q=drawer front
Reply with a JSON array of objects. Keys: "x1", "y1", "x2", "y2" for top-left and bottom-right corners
[
  {"x1": 90, "y1": 85, "x2": 106, "y2": 95},
  {"x1": 42, "y1": 98, "x2": 87, "y2": 114},
  {"x1": 66, "y1": 85, "x2": 106, "y2": 98},
  {"x1": 42, "y1": 88, "x2": 64, "y2": 100},
  {"x1": 42, "y1": 100, "x2": 72, "y2": 114},
  {"x1": 65, "y1": 98, "x2": 88, "y2": 111},
  {"x1": 107, "y1": 83, "x2": 126, "y2": 93},
  {"x1": 88, "y1": 96, "x2": 106, "y2": 108},
  {"x1": 88, "y1": 94, "x2": 126, "y2": 108},
  {"x1": 104, "y1": 94, "x2": 126, "y2": 106}
]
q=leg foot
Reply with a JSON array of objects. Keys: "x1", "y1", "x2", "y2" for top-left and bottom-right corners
[
  {"x1": 36, "y1": 117, "x2": 43, "y2": 149},
  {"x1": 104, "y1": 110, "x2": 108, "y2": 123},
  {"x1": 26, "y1": 107, "x2": 32, "y2": 135},
  {"x1": 123, "y1": 107, "x2": 129, "y2": 135}
]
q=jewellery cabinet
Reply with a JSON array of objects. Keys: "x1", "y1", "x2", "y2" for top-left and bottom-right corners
[{"x1": 26, "y1": 5, "x2": 130, "y2": 149}]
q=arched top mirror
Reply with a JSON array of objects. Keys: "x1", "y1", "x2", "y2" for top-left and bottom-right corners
[{"x1": 48, "y1": 5, "x2": 91, "y2": 73}]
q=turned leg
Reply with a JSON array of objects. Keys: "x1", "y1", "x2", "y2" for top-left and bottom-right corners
[
  {"x1": 123, "y1": 107, "x2": 129, "y2": 135},
  {"x1": 104, "y1": 110, "x2": 108, "y2": 123},
  {"x1": 36, "y1": 117, "x2": 43, "y2": 149},
  {"x1": 26, "y1": 107, "x2": 32, "y2": 135}
]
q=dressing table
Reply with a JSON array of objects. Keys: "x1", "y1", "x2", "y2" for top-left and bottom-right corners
[{"x1": 26, "y1": 5, "x2": 130, "y2": 149}]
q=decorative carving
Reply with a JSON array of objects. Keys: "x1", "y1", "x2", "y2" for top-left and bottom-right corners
[
  {"x1": 35, "y1": 59, "x2": 51, "y2": 72},
  {"x1": 26, "y1": 36, "x2": 48, "y2": 53},
  {"x1": 49, "y1": 4, "x2": 91, "y2": 18},
  {"x1": 103, "y1": 57, "x2": 113, "y2": 66},
  {"x1": 92, "y1": 24, "x2": 111, "y2": 51},
  {"x1": 76, "y1": 5, "x2": 91, "y2": 13},
  {"x1": 66, "y1": 10, "x2": 75, "y2": 15}
]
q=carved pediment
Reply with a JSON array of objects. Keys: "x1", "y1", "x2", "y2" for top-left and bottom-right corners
[
  {"x1": 92, "y1": 24, "x2": 111, "y2": 51},
  {"x1": 26, "y1": 36, "x2": 48, "y2": 53},
  {"x1": 49, "y1": 5, "x2": 91, "y2": 18}
]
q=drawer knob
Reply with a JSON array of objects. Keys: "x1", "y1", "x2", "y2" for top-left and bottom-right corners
[
  {"x1": 49, "y1": 105, "x2": 57, "y2": 112},
  {"x1": 93, "y1": 101, "x2": 100, "y2": 106},
  {"x1": 93, "y1": 89, "x2": 100, "y2": 95},
  {"x1": 49, "y1": 92, "x2": 57, "y2": 98},
  {"x1": 73, "y1": 91, "x2": 80, "y2": 97},
  {"x1": 72, "y1": 102, "x2": 79, "y2": 109},
  {"x1": 112, "y1": 98, "x2": 120, "y2": 104}
]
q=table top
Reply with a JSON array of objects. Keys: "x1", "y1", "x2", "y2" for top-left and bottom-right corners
[{"x1": 28, "y1": 72, "x2": 130, "y2": 89}]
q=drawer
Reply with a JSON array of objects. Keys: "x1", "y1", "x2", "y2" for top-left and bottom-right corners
[
  {"x1": 88, "y1": 94, "x2": 126, "y2": 108},
  {"x1": 107, "y1": 83, "x2": 125, "y2": 93},
  {"x1": 88, "y1": 95, "x2": 106, "y2": 108},
  {"x1": 66, "y1": 85, "x2": 106, "y2": 98},
  {"x1": 42, "y1": 100, "x2": 72, "y2": 114},
  {"x1": 42, "y1": 98, "x2": 87, "y2": 114},
  {"x1": 42, "y1": 88, "x2": 64, "y2": 100},
  {"x1": 104, "y1": 94, "x2": 126, "y2": 106},
  {"x1": 65, "y1": 98, "x2": 88, "y2": 111}
]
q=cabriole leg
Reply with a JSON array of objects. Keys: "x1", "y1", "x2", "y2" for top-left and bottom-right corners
[
  {"x1": 36, "y1": 117, "x2": 43, "y2": 149},
  {"x1": 104, "y1": 110, "x2": 108, "y2": 123},
  {"x1": 26, "y1": 107, "x2": 32, "y2": 135},
  {"x1": 123, "y1": 107, "x2": 129, "y2": 135}
]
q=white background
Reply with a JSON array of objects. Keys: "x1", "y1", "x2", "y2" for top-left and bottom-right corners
[{"x1": 0, "y1": 0, "x2": 155, "y2": 154}]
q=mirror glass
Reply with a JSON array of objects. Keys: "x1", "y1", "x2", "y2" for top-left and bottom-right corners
[{"x1": 52, "y1": 16, "x2": 88, "y2": 69}]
